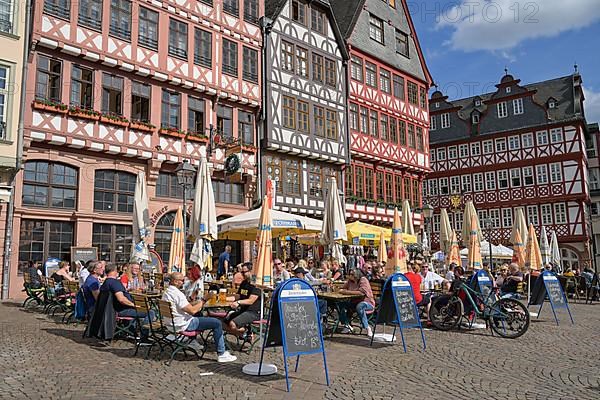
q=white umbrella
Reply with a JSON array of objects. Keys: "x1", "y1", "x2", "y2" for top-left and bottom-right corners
[
  {"x1": 439, "y1": 208, "x2": 452, "y2": 253},
  {"x1": 321, "y1": 178, "x2": 347, "y2": 264},
  {"x1": 510, "y1": 207, "x2": 528, "y2": 247},
  {"x1": 190, "y1": 157, "x2": 217, "y2": 271},
  {"x1": 550, "y1": 231, "x2": 562, "y2": 273},
  {"x1": 402, "y1": 199, "x2": 415, "y2": 236},
  {"x1": 131, "y1": 172, "x2": 151, "y2": 262},
  {"x1": 421, "y1": 231, "x2": 429, "y2": 251},
  {"x1": 540, "y1": 226, "x2": 550, "y2": 265}
]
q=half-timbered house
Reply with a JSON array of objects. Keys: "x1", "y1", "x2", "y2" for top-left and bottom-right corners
[
  {"x1": 330, "y1": 0, "x2": 432, "y2": 225},
  {"x1": 7, "y1": 0, "x2": 263, "y2": 297},
  {"x1": 426, "y1": 72, "x2": 592, "y2": 268},
  {"x1": 262, "y1": 0, "x2": 349, "y2": 216}
]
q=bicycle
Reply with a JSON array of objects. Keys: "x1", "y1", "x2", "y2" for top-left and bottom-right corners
[{"x1": 429, "y1": 278, "x2": 530, "y2": 339}]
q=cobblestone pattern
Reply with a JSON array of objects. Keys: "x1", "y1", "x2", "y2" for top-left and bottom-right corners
[{"x1": 0, "y1": 301, "x2": 598, "y2": 399}]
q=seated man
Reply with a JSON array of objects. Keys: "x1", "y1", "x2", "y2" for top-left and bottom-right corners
[
  {"x1": 405, "y1": 264, "x2": 431, "y2": 319},
  {"x1": 224, "y1": 263, "x2": 261, "y2": 339},
  {"x1": 420, "y1": 264, "x2": 449, "y2": 291},
  {"x1": 100, "y1": 263, "x2": 154, "y2": 339},
  {"x1": 162, "y1": 273, "x2": 237, "y2": 362},
  {"x1": 500, "y1": 263, "x2": 524, "y2": 298},
  {"x1": 293, "y1": 266, "x2": 328, "y2": 326},
  {"x1": 339, "y1": 268, "x2": 375, "y2": 337}
]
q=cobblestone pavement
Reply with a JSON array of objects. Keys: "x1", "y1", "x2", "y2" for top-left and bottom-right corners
[{"x1": 0, "y1": 301, "x2": 598, "y2": 400}]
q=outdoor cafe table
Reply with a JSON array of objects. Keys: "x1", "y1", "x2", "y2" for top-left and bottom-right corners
[{"x1": 318, "y1": 291, "x2": 364, "y2": 337}]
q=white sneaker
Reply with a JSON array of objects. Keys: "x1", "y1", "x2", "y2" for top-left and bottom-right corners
[
  {"x1": 366, "y1": 327, "x2": 373, "y2": 337},
  {"x1": 187, "y1": 339, "x2": 204, "y2": 352},
  {"x1": 217, "y1": 351, "x2": 237, "y2": 363}
]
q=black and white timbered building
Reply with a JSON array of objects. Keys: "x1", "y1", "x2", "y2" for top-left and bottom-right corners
[{"x1": 261, "y1": 0, "x2": 349, "y2": 215}]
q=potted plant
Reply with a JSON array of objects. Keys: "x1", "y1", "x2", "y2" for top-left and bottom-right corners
[
  {"x1": 68, "y1": 105, "x2": 101, "y2": 121},
  {"x1": 32, "y1": 98, "x2": 68, "y2": 114},
  {"x1": 129, "y1": 120, "x2": 156, "y2": 132},
  {"x1": 159, "y1": 125, "x2": 186, "y2": 138},
  {"x1": 100, "y1": 112, "x2": 129, "y2": 127},
  {"x1": 185, "y1": 131, "x2": 208, "y2": 142}
]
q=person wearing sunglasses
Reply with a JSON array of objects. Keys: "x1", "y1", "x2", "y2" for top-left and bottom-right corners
[{"x1": 273, "y1": 258, "x2": 290, "y2": 284}]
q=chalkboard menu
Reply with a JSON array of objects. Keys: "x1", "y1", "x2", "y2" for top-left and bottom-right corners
[
  {"x1": 393, "y1": 287, "x2": 419, "y2": 328},
  {"x1": 543, "y1": 273, "x2": 567, "y2": 308},
  {"x1": 281, "y1": 301, "x2": 320, "y2": 355},
  {"x1": 70, "y1": 247, "x2": 98, "y2": 264}
]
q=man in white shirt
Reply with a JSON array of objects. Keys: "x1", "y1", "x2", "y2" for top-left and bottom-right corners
[
  {"x1": 162, "y1": 272, "x2": 236, "y2": 363},
  {"x1": 420, "y1": 264, "x2": 449, "y2": 291}
]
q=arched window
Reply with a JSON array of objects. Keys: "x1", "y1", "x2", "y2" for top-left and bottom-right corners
[
  {"x1": 94, "y1": 170, "x2": 136, "y2": 213},
  {"x1": 22, "y1": 161, "x2": 78, "y2": 209},
  {"x1": 154, "y1": 211, "x2": 192, "y2": 265},
  {"x1": 560, "y1": 248, "x2": 579, "y2": 272}
]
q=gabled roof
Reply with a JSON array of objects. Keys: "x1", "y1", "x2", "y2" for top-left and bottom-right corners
[
  {"x1": 330, "y1": 0, "x2": 433, "y2": 85},
  {"x1": 264, "y1": 0, "x2": 349, "y2": 60}
]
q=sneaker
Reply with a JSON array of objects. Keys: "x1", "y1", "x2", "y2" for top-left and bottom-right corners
[
  {"x1": 217, "y1": 351, "x2": 237, "y2": 363},
  {"x1": 366, "y1": 326, "x2": 373, "y2": 337}
]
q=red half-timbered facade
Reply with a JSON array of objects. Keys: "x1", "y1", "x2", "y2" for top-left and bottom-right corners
[
  {"x1": 6, "y1": 0, "x2": 263, "y2": 297},
  {"x1": 331, "y1": 0, "x2": 432, "y2": 225},
  {"x1": 426, "y1": 72, "x2": 591, "y2": 269}
]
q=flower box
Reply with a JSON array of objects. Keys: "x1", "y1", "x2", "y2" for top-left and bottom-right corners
[
  {"x1": 68, "y1": 108, "x2": 100, "y2": 121},
  {"x1": 159, "y1": 128, "x2": 186, "y2": 138},
  {"x1": 100, "y1": 115, "x2": 129, "y2": 127},
  {"x1": 241, "y1": 144, "x2": 257, "y2": 153},
  {"x1": 186, "y1": 134, "x2": 209, "y2": 143},
  {"x1": 32, "y1": 100, "x2": 67, "y2": 114},
  {"x1": 129, "y1": 121, "x2": 156, "y2": 132}
]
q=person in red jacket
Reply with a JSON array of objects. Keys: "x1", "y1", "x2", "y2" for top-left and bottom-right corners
[{"x1": 405, "y1": 264, "x2": 431, "y2": 319}]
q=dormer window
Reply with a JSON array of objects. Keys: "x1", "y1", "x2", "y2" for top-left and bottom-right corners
[
  {"x1": 506, "y1": 87, "x2": 511, "y2": 93},
  {"x1": 435, "y1": 102, "x2": 439, "y2": 108},
  {"x1": 549, "y1": 101, "x2": 556, "y2": 109},
  {"x1": 475, "y1": 99, "x2": 481, "y2": 107},
  {"x1": 472, "y1": 114, "x2": 479, "y2": 124}
]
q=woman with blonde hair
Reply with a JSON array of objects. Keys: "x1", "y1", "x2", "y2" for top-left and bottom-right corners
[{"x1": 120, "y1": 262, "x2": 145, "y2": 291}]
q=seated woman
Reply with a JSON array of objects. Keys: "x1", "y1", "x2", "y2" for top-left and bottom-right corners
[
  {"x1": 338, "y1": 268, "x2": 375, "y2": 337},
  {"x1": 120, "y1": 262, "x2": 145, "y2": 291},
  {"x1": 183, "y1": 264, "x2": 204, "y2": 301},
  {"x1": 330, "y1": 259, "x2": 344, "y2": 281},
  {"x1": 51, "y1": 261, "x2": 76, "y2": 285},
  {"x1": 500, "y1": 263, "x2": 524, "y2": 298}
]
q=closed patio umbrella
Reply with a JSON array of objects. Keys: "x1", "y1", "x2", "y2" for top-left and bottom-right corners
[
  {"x1": 377, "y1": 231, "x2": 388, "y2": 264},
  {"x1": 168, "y1": 207, "x2": 186, "y2": 274},
  {"x1": 131, "y1": 172, "x2": 151, "y2": 263},
  {"x1": 320, "y1": 177, "x2": 347, "y2": 264},
  {"x1": 511, "y1": 207, "x2": 529, "y2": 248},
  {"x1": 540, "y1": 226, "x2": 550, "y2": 266},
  {"x1": 467, "y1": 219, "x2": 483, "y2": 270},
  {"x1": 461, "y1": 201, "x2": 483, "y2": 248},
  {"x1": 389, "y1": 208, "x2": 407, "y2": 275},
  {"x1": 402, "y1": 199, "x2": 415, "y2": 236},
  {"x1": 512, "y1": 229, "x2": 526, "y2": 270},
  {"x1": 446, "y1": 230, "x2": 461, "y2": 266},
  {"x1": 550, "y1": 231, "x2": 562, "y2": 273},
  {"x1": 524, "y1": 223, "x2": 542, "y2": 301},
  {"x1": 254, "y1": 197, "x2": 273, "y2": 287},
  {"x1": 189, "y1": 156, "x2": 217, "y2": 272},
  {"x1": 439, "y1": 208, "x2": 453, "y2": 253}
]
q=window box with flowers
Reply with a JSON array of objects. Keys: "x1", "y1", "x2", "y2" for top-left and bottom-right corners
[
  {"x1": 186, "y1": 131, "x2": 209, "y2": 143},
  {"x1": 100, "y1": 113, "x2": 129, "y2": 127},
  {"x1": 241, "y1": 144, "x2": 257, "y2": 153},
  {"x1": 32, "y1": 99, "x2": 68, "y2": 114},
  {"x1": 129, "y1": 120, "x2": 156, "y2": 132},
  {"x1": 159, "y1": 126, "x2": 186, "y2": 138},
  {"x1": 68, "y1": 105, "x2": 101, "y2": 121}
]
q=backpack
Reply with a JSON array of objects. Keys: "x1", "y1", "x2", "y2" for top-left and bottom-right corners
[{"x1": 75, "y1": 289, "x2": 86, "y2": 321}]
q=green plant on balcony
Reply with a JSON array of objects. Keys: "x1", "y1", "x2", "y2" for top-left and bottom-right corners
[
  {"x1": 130, "y1": 119, "x2": 156, "y2": 130},
  {"x1": 68, "y1": 105, "x2": 101, "y2": 119},
  {"x1": 159, "y1": 125, "x2": 186, "y2": 136},
  {"x1": 186, "y1": 130, "x2": 208, "y2": 140},
  {"x1": 101, "y1": 112, "x2": 129, "y2": 123},
  {"x1": 33, "y1": 98, "x2": 68, "y2": 112}
]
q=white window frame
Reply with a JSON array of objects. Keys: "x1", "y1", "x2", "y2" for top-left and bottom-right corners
[
  {"x1": 471, "y1": 142, "x2": 481, "y2": 156},
  {"x1": 428, "y1": 179, "x2": 438, "y2": 196},
  {"x1": 0, "y1": 0, "x2": 15, "y2": 35},
  {"x1": 522, "y1": 133, "x2": 533, "y2": 148},
  {"x1": 430, "y1": 115, "x2": 437, "y2": 130},
  {"x1": 554, "y1": 203, "x2": 567, "y2": 224},
  {"x1": 483, "y1": 140, "x2": 493, "y2": 154},
  {"x1": 550, "y1": 162, "x2": 562, "y2": 183},
  {"x1": 0, "y1": 64, "x2": 9, "y2": 141},
  {"x1": 536, "y1": 164, "x2": 548, "y2": 184},
  {"x1": 473, "y1": 173, "x2": 484, "y2": 191},
  {"x1": 495, "y1": 138, "x2": 507, "y2": 152},
  {"x1": 485, "y1": 172, "x2": 496, "y2": 190},
  {"x1": 497, "y1": 101, "x2": 508, "y2": 118},
  {"x1": 490, "y1": 209, "x2": 501, "y2": 228},
  {"x1": 550, "y1": 128, "x2": 563, "y2": 143},
  {"x1": 462, "y1": 175, "x2": 471, "y2": 192},
  {"x1": 513, "y1": 98, "x2": 524, "y2": 115},
  {"x1": 437, "y1": 148, "x2": 446, "y2": 161},
  {"x1": 498, "y1": 170, "x2": 509, "y2": 189},
  {"x1": 508, "y1": 136, "x2": 520, "y2": 150},
  {"x1": 433, "y1": 214, "x2": 440, "y2": 233},
  {"x1": 537, "y1": 131, "x2": 548, "y2": 145},
  {"x1": 502, "y1": 208, "x2": 513, "y2": 228},
  {"x1": 510, "y1": 169, "x2": 521, "y2": 187},
  {"x1": 523, "y1": 166, "x2": 534, "y2": 186},
  {"x1": 448, "y1": 146, "x2": 457, "y2": 159},
  {"x1": 459, "y1": 144, "x2": 468, "y2": 158},
  {"x1": 441, "y1": 113, "x2": 450, "y2": 129},
  {"x1": 439, "y1": 177, "x2": 449, "y2": 195},
  {"x1": 450, "y1": 176, "x2": 460, "y2": 193},
  {"x1": 527, "y1": 205, "x2": 539, "y2": 225},
  {"x1": 541, "y1": 204, "x2": 553, "y2": 225}
]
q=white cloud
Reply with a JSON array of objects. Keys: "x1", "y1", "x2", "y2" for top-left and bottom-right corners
[
  {"x1": 584, "y1": 86, "x2": 600, "y2": 124},
  {"x1": 437, "y1": 0, "x2": 600, "y2": 52}
]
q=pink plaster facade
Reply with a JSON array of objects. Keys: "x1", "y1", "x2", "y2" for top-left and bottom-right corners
[{"x1": 4, "y1": 0, "x2": 262, "y2": 298}]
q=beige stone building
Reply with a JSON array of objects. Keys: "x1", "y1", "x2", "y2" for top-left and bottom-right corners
[{"x1": 0, "y1": 0, "x2": 30, "y2": 298}]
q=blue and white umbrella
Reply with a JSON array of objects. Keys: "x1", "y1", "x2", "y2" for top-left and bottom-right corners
[
  {"x1": 131, "y1": 172, "x2": 151, "y2": 262},
  {"x1": 190, "y1": 156, "x2": 217, "y2": 271}
]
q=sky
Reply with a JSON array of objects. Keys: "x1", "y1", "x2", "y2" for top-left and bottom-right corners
[{"x1": 408, "y1": 0, "x2": 600, "y2": 123}]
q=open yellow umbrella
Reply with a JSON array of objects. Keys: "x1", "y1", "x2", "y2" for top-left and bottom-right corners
[
  {"x1": 446, "y1": 230, "x2": 461, "y2": 266},
  {"x1": 377, "y1": 231, "x2": 388, "y2": 264},
  {"x1": 467, "y1": 218, "x2": 483, "y2": 270},
  {"x1": 512, "y1": 229, "x2": 526, "y2": 270},
  {"x1": 345, "y1": 221, "x2": 417, "y2": 244},
  {"x1": 168, "y1": 207, "x2": 186, "y2": 274},
  {"x1": 524, "y1": 224, "x2": 542, "y2": 271},
  {"x1": 389, "y1": 208, "x2": 407, "y2": 275},
  {"x1": 254, "y1": 197, "x2": 273, "y2": 287}
]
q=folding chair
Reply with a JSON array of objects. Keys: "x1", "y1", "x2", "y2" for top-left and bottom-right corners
[
  {"x1": 156, "y1": 299, "x2": 206, "y2": 365},
  {"x1": 22, "y1": 272, "x2": 46, "y2": 309}
]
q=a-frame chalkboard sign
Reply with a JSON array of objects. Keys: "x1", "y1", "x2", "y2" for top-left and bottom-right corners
[
  {"x1": 259, "y1": 278, "x2": 329, "y2": 392},
  {"x1": 528, "y1": 270, "x2": 574, "y2": 326},
  {"x1": 370, "y1": 273, "x2": 426, "y2": 352}
]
